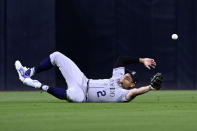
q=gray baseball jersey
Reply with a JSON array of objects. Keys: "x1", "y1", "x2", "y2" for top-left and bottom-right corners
[{"x1": 87, "y1": 67, "x2": 130, "y2": 102}]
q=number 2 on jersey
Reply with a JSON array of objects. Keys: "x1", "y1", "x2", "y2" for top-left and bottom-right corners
[{"x1": 97, "y1": 90, "x2": 106, "y2": 97}]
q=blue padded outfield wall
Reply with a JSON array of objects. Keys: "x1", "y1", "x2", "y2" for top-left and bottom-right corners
[
  {"x1": 56, "y1": 0, "x2": 197, "y2": 90},
  {"x1": 0, "y1": 0, "x2": 197, "y2": 90},
  {"x1": 0, "y1": 0, "x2": 5, "y2": 90},
  {"x1": 0, "y1": 0, "x2": 56, "y2": 90}
]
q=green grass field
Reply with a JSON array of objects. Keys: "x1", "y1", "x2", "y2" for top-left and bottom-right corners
[{"x1": 0, "y1": 91, "x2": 197, "y2": 131}]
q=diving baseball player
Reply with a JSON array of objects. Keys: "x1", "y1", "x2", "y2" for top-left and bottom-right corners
[{"x1": 15, "y1": 51, "x2": 162, "y2": 102}]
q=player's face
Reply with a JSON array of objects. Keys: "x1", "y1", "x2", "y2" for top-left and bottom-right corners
[{"x1": 120, "y1": 73, "x2": 135, "y2": 90}]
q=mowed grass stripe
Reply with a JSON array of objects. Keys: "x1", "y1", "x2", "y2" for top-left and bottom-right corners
[{"x1": 0, "y1": 91, "x2": 197, "y2": 131}]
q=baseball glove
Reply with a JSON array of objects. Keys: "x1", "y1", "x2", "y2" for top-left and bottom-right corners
[{"x1": 151, "y1": 73, "x2": 163, "y2": 90}]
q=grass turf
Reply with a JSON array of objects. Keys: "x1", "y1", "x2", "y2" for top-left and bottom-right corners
[{"x1": 0, "y1": 91, "x2": 197, "y2": 131}]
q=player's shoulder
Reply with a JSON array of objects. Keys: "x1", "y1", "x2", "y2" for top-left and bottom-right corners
[
  {"x1": 113, "y1": 67, "x2": 125, "y2": 71},
  {"x1": 112, "y1": 67, "x2": 125, "y2": 77}
]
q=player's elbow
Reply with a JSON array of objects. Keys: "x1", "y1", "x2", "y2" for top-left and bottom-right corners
[
  {"x1": 128, "y1": 89, "x2": 138, "y2": 97},
  {"x1": 114, "y1": 57, "x2": 124, "y2": 68}
]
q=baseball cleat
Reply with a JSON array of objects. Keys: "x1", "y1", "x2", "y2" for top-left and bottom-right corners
[
  {"x1": 23, "y1": 78, "x2": 42, "y2": 88},
  {"x1": 15, "y1": 60, "x2": 41, "y2": 88},
  {"x1": 15, "y1": 60, "x2": 29, "y2": 82},
  {"x1": 15, "y1": 60, "x2": 34, "y2": 78}
]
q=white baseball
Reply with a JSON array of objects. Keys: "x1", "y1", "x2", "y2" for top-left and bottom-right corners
[{"x1": 171, "y1": 34, "x2": 178, "y2": 40}]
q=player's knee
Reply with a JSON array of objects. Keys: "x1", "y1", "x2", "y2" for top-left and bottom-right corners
[
  {"x1": 52, "y1": 51, "x2": 62, "y2": 58},
  {"x1": 50, "y1": 51, "x2": 63, "y2": 65},
  {"x1": 67, "y1": 88, "x2": 85, "y2": 102}
]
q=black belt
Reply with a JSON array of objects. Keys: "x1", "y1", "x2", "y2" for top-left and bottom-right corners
[{"x1": 86, "y1": 79, "x2": 90, "y2": 101}]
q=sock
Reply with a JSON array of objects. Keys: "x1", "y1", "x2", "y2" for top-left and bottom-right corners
[
  {"x1": 41, "y1": 85, "x2": 49, "y2": 91},
  {"x1": 42, "y1": 86, "x2": 67, "y2": 100},
  {"x1": 34, "y1": 57, "x2": 53, "y2": 74}
]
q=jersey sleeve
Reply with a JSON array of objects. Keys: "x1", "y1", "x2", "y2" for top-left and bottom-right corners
[
  {"x1": 114, "y1": 56, "x2": 139, "y2": 68},
  {"x1": 112, "y1": 67, "x2": 125, "y2": 78},
  {"x1": 119, "y1": 89, "x2": 130, "y2": 102}
]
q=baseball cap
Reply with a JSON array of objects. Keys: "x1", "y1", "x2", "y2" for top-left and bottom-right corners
[{"x1": 125, "y1": 69, "x2": 139, "y2": 84}]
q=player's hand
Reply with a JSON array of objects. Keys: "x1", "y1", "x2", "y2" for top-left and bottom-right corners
[
  {"x1": 150, "y1": 73, "x2": 163, "y2": 90},
  {"x1": 140, "y1": 58, "x2": 156, "y2": 70}
]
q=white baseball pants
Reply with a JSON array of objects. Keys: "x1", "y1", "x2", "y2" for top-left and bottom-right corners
[{"x1": 50, "y1": 51, "x2": 88, "y2": 102}]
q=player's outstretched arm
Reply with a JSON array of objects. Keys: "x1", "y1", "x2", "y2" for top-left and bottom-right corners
[
  {"x1": 139, "y1": 58, "x2": 156, "y2": 70},
  {"x1": 114, "y1": 57, "x2": 156, "y2": 69},
  {"x1": 126, "y1": 85, "x2": 153, "y2": 101},
  {"x1": 125, "y1": 73, "x2": 163, "y2": 101},
  {"x1": 114, "y1": 56, "x2": 139, "y2": 68}
]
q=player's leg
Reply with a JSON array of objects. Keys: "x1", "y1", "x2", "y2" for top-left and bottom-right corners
[
  {"x1": 15, "y1": 51, "x2": 87, "y2": 102},
  {"x1": 15, "y1": 64, "x2": 68, "y2": 100},
  {"x1": 17, "y1": 76, "x2": 84, "y2": 102},
  {"x1": 49, "y1": 51, "x2": 87, "y2": 86},
  {"x1": 15, "y1": 57, "x2": 86, "y2": 102},
  {"x1": 31, "y1": 56, "x2": 53, "y2": 75},
  {"x1": 50, "y1": 51, "x2": 88, "y2": 102},
  {"x1": 17, "y1": 51, "x2": 88, "y2": 87},
  {"x1": 15, "y1": 56, "x2": 53, "y2": 77},
  {"x1": 16, "y1": 51, "x2": 70, "y2": 77},
  {"x1": 22, "y1": 77, "x2": 68, "y2": 100}
]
